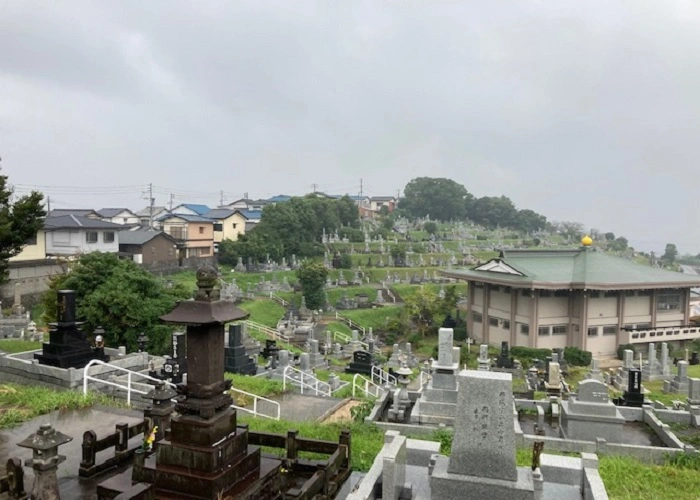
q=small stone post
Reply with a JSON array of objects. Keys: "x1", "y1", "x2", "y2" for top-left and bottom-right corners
[{"x1": 17, "y1": 424, "x2": 72, "y2": 500}]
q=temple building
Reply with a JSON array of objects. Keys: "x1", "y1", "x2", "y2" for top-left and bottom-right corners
[{"x1": 441, "y1": 237, "x2": 700, "y2": 356}]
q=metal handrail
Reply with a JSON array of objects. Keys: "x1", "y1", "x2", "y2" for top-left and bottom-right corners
[
  {"x1": 352, "y1": 373, "x2": 383, "y2": 398},
  {"x1": 244, "y1": 320, "x2": 290, "y2": 342},
  {"x1": 268, "y1": 292, "x2": 289, "y2": 307},
  {"x1": 83, "y1": 359, "x2": 176, "y2": 406},
  {"x1": 334, "y1": 312, "x2": 366, "y2": 335},
  {"x1": 419, "y1": 370, "x2": 432, "y2": 389},
  {"x1": 2, "y1": 349, "x2": 42, "y2": 364},
  {"x1": 282, "y1": 365, "x2": 331, "y2": 397},
  {"x1": 229, "y1": 387, "x2": 280, "y2": 420},
  {"x1": 371, "y1": 365, "x2": 396, "y2": 387}
]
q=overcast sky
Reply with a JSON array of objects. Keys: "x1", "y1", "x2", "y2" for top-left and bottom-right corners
[{"x1": 2, "y1": 1, "x2": 699, "y2": 254}]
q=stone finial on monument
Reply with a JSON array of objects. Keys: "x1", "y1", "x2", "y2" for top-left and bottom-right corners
[
  {"x1": 430, "y1": 371, "x2": 535, "y2": 499},
  {"x1": 660, "y1": 343, "x2": 670, "y2": 376},
  {"x1": 433, "y1": 328, "x2": 457, "y2": 371},
  {"x1": 477, "y1": 344, "x2": 490, "y2": 371},
  {"x1": 623, "y1": 349, "x2": 634, "y2": 369}
]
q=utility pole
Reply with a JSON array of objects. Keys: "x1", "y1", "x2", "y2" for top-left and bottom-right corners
[
  {"x1": 148, "y1": 183, "x2": 155, "y2": 229},
  {"x1": 311, "y1": 183, "x2": 319, "y2": 194},
  {"x1": 168, "y1": 194, "x2": 175, "y2": 211},
  {"x1": 359, "y1": 178, "x2": 363, "y2": 197},
  {"x1": 47, "y1": 196, "x2": 51, "y2": 213},
  {"x1": 220, "y1": 190, "x2": 224, "y2": 207}
]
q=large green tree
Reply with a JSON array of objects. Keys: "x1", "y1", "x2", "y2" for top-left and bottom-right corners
[
  {"x1": 0, "y1": 167, "x2": 46, "y2": 283},
  {"x1": 42, "y1": 252, "x2": 191, "y2": 354},
  {"x1": 663, "y1": 243, "x2": 678, "y2": 263},
  {"x1": 400, "y1": 177, "x2": 472, "y2": 221},
  {"x1": 296, "y1": 260, "x2": 328, "y2": 310},
  {"x1": 468, "y1": 196, "x2": 518, "y2": 228},
  {"x1": 219, "y1": 195, "x2": 360, "y2": 265}
]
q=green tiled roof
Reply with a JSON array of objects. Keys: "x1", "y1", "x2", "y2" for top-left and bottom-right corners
[{"x1": 442, "y1": 249, "x2": 700, "y2": 290}]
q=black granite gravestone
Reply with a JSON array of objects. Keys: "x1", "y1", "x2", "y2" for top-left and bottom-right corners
[
  {"x1": 224, "y1": 324, "x2": 257, "y2": 375},
  {"x1": 345, "y1": 350, "x2": 374, "y2": 376},
  {"x1": 614, "y1": 368, "x2": 644, "y2": 407},
  {"x1": 149, "y1": 331, "x2": 186, "y2": 384},
  {"x1": 691, "y1": 352, "x2": 700, "y2": 366},
  {"x1": 34, "y1": 290, "x2": 109, "y2": 368},
  {"x1": 496, "y1": 341, "x2": 514, "y2": 369},
  {"x1": 262, "y1": 339, "x2": 279, "y2": 360}
]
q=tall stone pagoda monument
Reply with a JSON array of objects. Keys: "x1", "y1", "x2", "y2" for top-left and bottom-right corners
[{"x1": 132, "y1": 265, "x2": 285, "y2": 498}]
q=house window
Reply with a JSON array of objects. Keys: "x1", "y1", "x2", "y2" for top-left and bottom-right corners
[
  {"x1": 502, "y1": 319, "x2": 511, "y2": 330},
  {"x1": 232, "y1": 223, "x2": 238, "y2": 229},
  {"x1": 103, "y1": 231, "x2": 115, "y2": 243},
  {"x1": 604, "y1": 291, "x2": 617, "y2": 298},
  {"x1": 86, "y1": 231, "x2": 98, "y2": 243},
  {"x1": 26, "y1": 234, "x2": 38, "y2": 245},
  {"x1": 522, "y1": 289, "x2": 532, "y2": 297},
  {"x1": 589, "y1": 291, "x2": 600, "y2": 298},
  {"x1": 657, "y1": 292, "x2": 681, "y2": 311},
  {"x1": 638, "y1": 290, "x2": 653, "y2": 296},
  {"x1": 554, "y1": 290, "x2": 569, "y2": 298},
  {"x1": 552, "y1": 325, "x2": 568, "y2": 335},
  {"x1": 213, "y1": 223, "x2": 223, "y2": 232},
  {"x1": 539, "y1": 290, "x2": 552, "y2": 297},
  {"x1": 603, "y1": 326, "x2": 617, "y2": 335},
  {"x1": 520, "y1": 323, "x2": 530, "y2": 335},
  {"x1": 625, "y1": 290, "x2": 636, "y2": 297},
  {"x1": 587, "y1": 327, "x2": 598, "y2": 337},
  {"x1": 538, "y1": 326, "x2": 550, "y2": 336},
  {"x1": 472, "y1": 312, "x2": 483, "y2": 323},
  {"x1": 489, "y1": 317, "x2": 499, "y2": 327},
  {"x1": 199, "y1": 226, "x2": 205, "y2": 234},
  {"x1": 473, "y1": 282, "x2": 484, "y2": 289}
]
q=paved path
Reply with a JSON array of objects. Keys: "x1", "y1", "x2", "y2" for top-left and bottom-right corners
[{"x1": 0, "y1": 405, "x2": 144, "y2": 499}]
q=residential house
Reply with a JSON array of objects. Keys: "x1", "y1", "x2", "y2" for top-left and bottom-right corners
[
  {"x1": 47, "y1": 209, "x2": 100, "y2": 219},
  {"x1": 266, "y1": 194, "x2": 292, "y2": 205},
  {"x1": 96, "y1": 208, "x2": 140, "y2": 225},
  {"x1": 43, "y1": 215, "x2": 122, "y2": 256},
  {"x1": 9, "y1": 229, "x2": 47, "y2": 262},
  {"x1": 202, "y1": 208, "x2": 246, "y2": 244},
  {"x1": 159, "y1": 214, "x2": 214, "y2": 259},
  {"x1": 119, "y1": 228, "x2": 179, "y2": 270},
  {"x1": 238, "y1": 210, "x2": 262, "y2": 232},
  {"x1": 442, "y1": 240, "x2": 700, "y2": 357},
  {"x1": 135, "y1": 206, "x2": 170, "y2": 228},
  {"x1": 369, "y1": 196, "x2": 397, "y2": 213},
  {"x1": 171, "y1": 203, "x2": 211, "y2": 216},
  {"x1": 224, "y1": 198, "x2": 268, "y2": 211}
]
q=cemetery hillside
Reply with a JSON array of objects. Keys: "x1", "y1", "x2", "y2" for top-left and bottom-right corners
[{"x1": 2, "y1": 171, "x2": 700, "y2": 500}]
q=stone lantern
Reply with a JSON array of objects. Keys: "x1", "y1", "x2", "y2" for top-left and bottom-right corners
[
  {"x1": 17, "y1": 424, "x2": 72, "y2": 500},
  {"x1": 137, "y1": 332, "x2": 149, "y2": 353},
  {"x1": 144, "y1": 381, "x2": 177, "y2": 442}
]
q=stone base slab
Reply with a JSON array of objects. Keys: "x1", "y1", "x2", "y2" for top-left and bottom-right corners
[{"x1": 430, "y1": 456, "x2": 535, "y2": 500}]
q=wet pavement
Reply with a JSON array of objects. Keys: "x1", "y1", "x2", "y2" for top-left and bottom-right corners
[
  {"x1": 0, "y1": 406, "x2": 144, "y2": 498},
  {"x1": 518, "y1": 414, "x2": 665, "y2": 447}
]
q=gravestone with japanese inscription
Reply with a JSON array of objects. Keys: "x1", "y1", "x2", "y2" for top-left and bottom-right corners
[
  {"x1": 345, "y1": 350, "x2": 375, "y2": 376},
  {"x1": 560, "y1": 379, "x2": 625, "y2": 443},
  {"x1": 429, "y1": 370, "x2": 536, "y2": 499}
]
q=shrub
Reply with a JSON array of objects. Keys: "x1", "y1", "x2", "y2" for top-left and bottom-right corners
[
  {"x1": 564, "y1": 347, "x2": 592, "y2": 367},
  {"x1": 510, "y1": 346, "x2": 552, "y2": 361},
  {"x1": 453, "y1": 326, "x2": 467, "y2": 342},
  {"x1": 617, "y1": 343, "x2": 636, "y2": 360}
]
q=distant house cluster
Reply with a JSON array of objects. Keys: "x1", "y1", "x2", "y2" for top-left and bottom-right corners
[{"x1": 10, "y1": 192, "x2": 396, "y2": 271}]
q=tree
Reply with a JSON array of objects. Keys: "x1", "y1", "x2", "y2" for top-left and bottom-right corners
[
  {"x1": 296, "y1": 260, "x2": 328, "y2": 310},
  {"x1": 390, "y1": 244, "x2": 407, "y2": 266},
  {"x1": 423, "y1": 221, "x2": 437, "y2": 235},
  {"x1": 469, "y1": 196, "x2": 518, "y2": 228},
  {"x1": 403, "y1": 287, "x2": 440, "y2": 338},
  {"x1": 42, "y1": 252, "x2": 191, "y2": 354},
  {"x1": 552, "y1": 221, "x2": 585, "y2": 239},
  {"x1": 218, "y1": 195, "x2": 360, "y2": 265},
  {"x1": 0, "y1": 166, "x2": 46, "y2": 283},
  {"x1": 663, "y1": 243, "x2": 678, "y2": 263},
  {"x1": 609, "y1": 236, "x2": 628, "y2": 252},
  {"x1": 604, "y1": 232, "x2": 616, "y2": 242},
  {"x1": 400, "y1": 177, "x2": 472, "y2": 221},
  {"x1": 513, "y1": 209, "x2": 547, "y2": 233}
]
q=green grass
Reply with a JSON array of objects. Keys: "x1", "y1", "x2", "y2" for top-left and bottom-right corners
[
  {"x1": 0, "y1": 339, "x2": 43, "y2": 354},
  {"x1": 325, "y1": 286, "x2": 378, "y2": 305},
  {"x1": 600, "y1": 455, "x2": 700, "y2": 499},
  {"x1": 237, "y1": 414, "x2": 385, "y2": 471},
  {"x1": 324, "y1": 321, "x2": 353, "y2": 337},
  {"x1": 224, "y1": 373, "x2": 286, "y2": 406},
  {"x1": 641, "y1": 364, "x2": 700, "y2": 407},
  {"x1": 341, "y1": 306, "x2": 403, "y2": 331},
  {"x1": 239, "y1": 299, "x2": 286, "y2": 327},
  {"x1": 0, "y1": 384, "x2": 122, "y2": 429}
]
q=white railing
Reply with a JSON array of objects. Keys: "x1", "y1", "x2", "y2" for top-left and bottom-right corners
[
  {"x1": 282, "y1": 365, "x2": 331, "y2": 397},
  {"x1": 352, "y1": 373, "x2": 384, "y2": 398},
  {"x1": 1, "y1": 349, "x2": 42, "y2": 364},
  {"x1": 625, "y1": 325, "x2": 700, "y2": 344},
  {"x1": 229, "y1": 387, "x2": 280, "y2": 420},
  {"x1": 83, "y1": 359, "x2": 175, "y2": 406},
  {"x1": 269, "y1": 292, "x2": 289, "y2": 307},
  {"x1": 327, "y1": 329, "x2": 380, "y2": 356},
  {"x1": 334, "y1": 312, "x2": 366, "y2": 336},
  {"x1": 371, "y1": 365, "x2": 396, "y2": 387},
  {"x1": 244, "y1": 320, "x2": 290, "y2": 342},
  {"x1": 419, "y1": 370, "x2": 432, "y2": 389}
]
